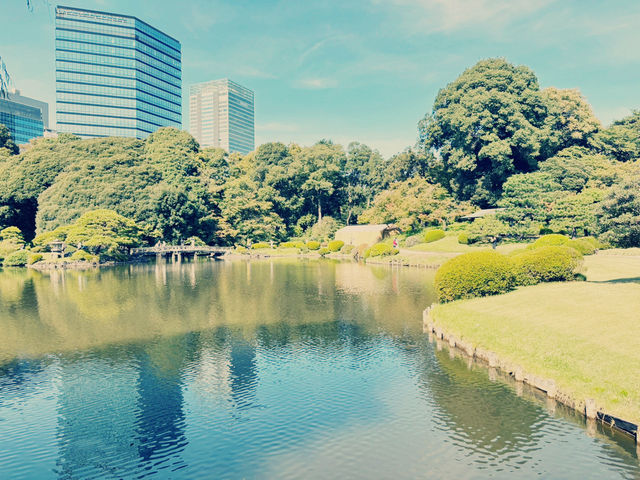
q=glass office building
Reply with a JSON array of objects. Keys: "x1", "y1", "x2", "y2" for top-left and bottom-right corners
[
  {"x1": 0, "y1": 90, "x2": 46, "y2": 145},
  {"x1": 55, "y1": 6, "x2": 181, "y2": 139},
  {"x1": 189, "y1": 79, "x2": 254, "y2": 155}
]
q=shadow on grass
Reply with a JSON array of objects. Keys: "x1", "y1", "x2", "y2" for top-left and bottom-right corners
[{"x1": 588, "y1": 277, "x2": 640, "y2": 284}]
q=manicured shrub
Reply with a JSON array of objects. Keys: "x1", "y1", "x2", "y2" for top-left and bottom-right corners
[
  {"x1": 582, "y1": 236, "x2": 604, "y2": 249},
  {"x1": 251, "y1": 242, "x2": 270, "y2": 249},
  {"x1": 530, "y1": 234, "x2": 570, "y2": 249},
  {"x1": 235, "y1": 246, "x2": 248, "y2": 253},
  {"x1": 403, "y1": 234, "x2": 422, "y2": 247},
  {"x1": 328, "y1": 240, "x2": 344, "y2": 252},
  {"x1": 293, "y1": 241, "x2": 306, "y2": 249},
  {"x1": 435, "y1": 251, "x2": 515, "y2": 302},
  {"x1": 457, "y1": 233, "x2": 469, "y2": 244},
  {"x1": 341, "y1": 244, "x2": 355, "y2": 255},
  {"x1": 318, "y1": 247, "x2": 330, "y2": 256},
  {"x1": 539, "y1": 227, "x2": 554, "y2": 235},
  {"x1": 511, "y1": 246, "x2": 583, "y2": 285},
  {"x1": 3, "y1": 250, "x2": 29, "y2": 267},
  {"x1": 27, "y1": 253, "x2": 43, "y2": 265},
  {"x1": 71, "y1": 250, "x2": 98, "y2": 262},
  {"x1": 424, "y1": 229, "x2": 446, "y2": 243},
  {"x1": 306, "y1": 241, "x2": 321, "y2": 250},
  {"x1": 364, "y1": 242, "x2": 399, "y2": 258},
  {"x1": 565, "y1": 238, "x2": 596, "y2": 256},
  {"x1": 280, "y1": 241, "x2": 295, "y2": 248},
  {"x1": 0, "y1": 226, "x2": 24, "y2": 243}
]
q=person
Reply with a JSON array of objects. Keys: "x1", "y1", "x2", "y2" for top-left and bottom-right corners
[{"x1": 393, "y1": 237, "x2": 398, "y2": 248}]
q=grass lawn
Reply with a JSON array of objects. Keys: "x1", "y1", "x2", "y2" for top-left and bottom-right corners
[
  {"x1": 432, "y1": 251, "x2": 640, "y2": 424},
  {"x1": 409, "y1": 234, "x2": 528, "y2": 254}
]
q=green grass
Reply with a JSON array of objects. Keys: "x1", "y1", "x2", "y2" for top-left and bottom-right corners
[{"x1": 432, "y1": 251, "x2": 640, "y2": 423}]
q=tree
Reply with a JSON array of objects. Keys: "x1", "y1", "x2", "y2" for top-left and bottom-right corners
[
  {"x1": 342, "y1": 142, "x2": 385, "y2": 224},
  {"x1": 0, "y1": 124, "x2": 18, "y2": 155},
  {"x1": 0, "y1": 226, "x2": 24, "y2": 243},
  {"x1": 359, "y1": 177, "x2": 472, "y2": 231},
  {"x1": 419, "y1": 58, "x2": 549, "y2": 206},
  {"x1": 598, "y1": 178, "x2": 640, "y2": 247},
  {"x1": 590, "y1": 111, "x2": 640, "y2": 162}
]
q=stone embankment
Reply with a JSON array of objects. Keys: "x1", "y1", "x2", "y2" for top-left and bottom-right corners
[{"x1": 422, "y1": 304, "x2": 640, "y2": 446}]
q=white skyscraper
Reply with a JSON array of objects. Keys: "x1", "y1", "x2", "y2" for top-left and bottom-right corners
[{"x1": 189, "y1": 79, "x2": 254, "y2": 155}]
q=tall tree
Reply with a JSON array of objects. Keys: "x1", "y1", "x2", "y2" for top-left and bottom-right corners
[{"x1": 0, "y1": 124, "x2": 18, "y2": 155}]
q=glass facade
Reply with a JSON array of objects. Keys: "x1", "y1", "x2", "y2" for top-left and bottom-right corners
[
  {"x1": 189, "y1": 79, "x2": 254, "y2": 155},
  {"x1": 0, "y1": 98, "x2": 45, "y2": 145},
  {"x1": 55, "y1": 6, "x2": 181, "y2": 139}
]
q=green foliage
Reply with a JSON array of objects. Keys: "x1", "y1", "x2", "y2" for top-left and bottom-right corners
[
  {"x1": 359, "y1": 177, "x2": 472, "y2": 231},
  {"x1": 341, "y1": 244, "x2": 355, "y2": 255},
  {"x1": 364, "y1": 242, "x2": 399, "y2": 258},
  {"x1": 589, "y1": 111, "x2": 640, "y2": 162},
  {"x1": 0, "y1": 124, "x2": 18, "y2": 155},
  {"x1": 27, "y1": 252, "x2": 43, "y2": 265},
  {"x1": 0, "y1": 226, "x2": 23, "y2": 243},
  {"x1": 70, "y1": 250, "x2": 98, "y2": 262},
  {"x1": 530, "y1": 234, "x2": 570, "y2": 248},
  {"x1": 565, "y1": 238, "x2": 597, "y2": 256},
  {"x1": 457, "y1": 233, "x2": 469, "y2": 244},
  {"x1": 598, "y1": 178, "x2": 640, "y2": 247},
  {"x1": 328, "y1": 240, "x2": 344, "y2": 252},
  {"x1": 511, "y1": 246, "x2": 583, "y2": 285},
  {"x1": 306, "y1": 241, "x2": 321, "y2": 251},
  {"x1": 3, "y1": 249, "x2": 28, "y2": 267},
  {"x1": 186, "y1": 236, "x2": 206, "y2": 246},
  {"x1": 251, "y1": 242, "x2": 270, "y2": 249},
  {"x1": 306, "y1": 216, "x2": 341, "y2": 241},
  {"x1": 467, "y1": 215, "x2": 515, "y2": 243},
  {"x1": 0, "y1": 240, "x2": 21, "y2": 262},
  {"x1": 279, "y1": 242, "x2": 295, "y2": 248},
  {"x1": 435, "y1": 251, "x2": 515, "y2": 302},
  {"x1": 318, "y1": 247, "x2": 330, "y2": 256},
  {"x1": 424, "y1": 229, "x2": 445, "y2": 243}
]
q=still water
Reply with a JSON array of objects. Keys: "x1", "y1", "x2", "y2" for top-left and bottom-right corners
[{"x1": 0, "y1": 259, "x2": 638, "y2": 479}]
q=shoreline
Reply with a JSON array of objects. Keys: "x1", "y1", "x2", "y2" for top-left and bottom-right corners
[{"x1": 423, "y1": 304, "x2": 640, "y2": 445}]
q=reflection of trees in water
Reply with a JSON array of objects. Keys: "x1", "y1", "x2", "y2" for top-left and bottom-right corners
[{"x1": 417, "y1": 346, "x2": 545, "y2": 459}]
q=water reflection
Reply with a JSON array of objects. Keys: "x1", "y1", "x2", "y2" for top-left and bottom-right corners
[{"x1": 0, "y1": 260, "x2": 638, "y2": 479}]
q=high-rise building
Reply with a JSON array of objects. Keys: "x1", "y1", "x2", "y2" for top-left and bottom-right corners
[
  {"x1": 0, "y1": 89, "x2": 47, "y2": 144},
  {"x1": 55, "y1": 6, "x2": 181, "y2": 139},
  {"x1": 189, "y1": 79, "x2": 254, "y2": 155}
]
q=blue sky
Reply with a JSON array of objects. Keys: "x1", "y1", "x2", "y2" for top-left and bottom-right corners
[{"x1": 2, "y1": 0, "x2": 639, "y2": 157}]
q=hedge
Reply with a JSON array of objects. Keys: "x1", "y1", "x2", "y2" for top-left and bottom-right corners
[
  {"x1": 424, "y1": 229, "x2": 446, "y2": 243},
  {"x1": 280, "y1": 241, "x2": 295, "y2": 248},
  {"x1": 306, "y1": 241, "x2": 321, "y2": 250},
  {"x1": 457, "y1": 233, "x2": 469, "y2": 244},
  {"x1": 328, "y1": 240, "x2": 344, "y2": 252},
  {"x1": 3, "y1": 250, "x2": 29, "y2": 267},
  {"x1": 318, "y1": 247, "x2": 330, "y2": 256},
  {"x1": 530, "y1": 234, "x2": 570, "y2": 249},
  {"x1": 565, "y1": 238, "x2": 597, "y2": 256},
  {"x1": 251, "y1": 242, "x2": 270, "y2": 249},
  {"x1": 364, "y1": 242, "x2": 399, "y2": 258},
  {"x1": 71, "y1": 250, "x2": 98, "y2": 262},
  {"x1": 435, "y1": 251, "x2": 515, "y2": 302},
  {"x1": 27, "y1": 253, "x2": 43, "y2": 265},
  {"x1": 511, "y1": 246, "x2": 583, "y2": 286}
]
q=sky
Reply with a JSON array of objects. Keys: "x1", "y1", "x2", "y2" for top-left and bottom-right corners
[{"x1": 1, "y1": 0, "x2": 640, "y2": 157}]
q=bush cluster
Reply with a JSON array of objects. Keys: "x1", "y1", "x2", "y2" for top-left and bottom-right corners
[
  {"x1": 279, "y1": 241, "x2": 295, "y2": 248},
  {"x1": 3, "y1": 250, "x2": 29, "y2": 267},
  {"x1": 70, "y1": 250, "x2": 98, "y2": 262},
  {"x1": 251, "y1": 242, "x2": 270, "y2": 249},
  {"x1": 403, "y1": 234, "x2": 423, "y2": 248},
  {"x1": 511, "y1": 246, "x2": 583, "y2": 286},
  {"x1": 424, "y1": 229, "x2": 446, "y2": 243},
  {"x1": 435, "y1": 251, "x2": 516, "y2": 302},
  {"x1": 457, "y1": 233, "x2": 469, "y2": 244},
  {"x1": 318, "y1": 247, "x2": 330, "y2": 256},
  {"x1": 364, "y1": 242, "x2": 399, "y2": 258},
  {"x1": 306, "y1": 241, "x2": 321, "y2": 250},
  {"x1": 565, "y1": 238, "x2": 597, "y2": 255},
  {"x1": 342, "y1": 244, "x2": 355, "y2": 255},
  {"x1": 530, "y1": 234, "x2": 570, "y2": 248},
  {"x1": 27, "y1": 253, "x2": 43, "y2": 265},
  {"x1": 328, "y1": 240, "x2": 344, "y2": 252}
]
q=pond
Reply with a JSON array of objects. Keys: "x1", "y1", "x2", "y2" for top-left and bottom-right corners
[{"x1": 0, "y1": 259, "x2": 638, "y2": 479}]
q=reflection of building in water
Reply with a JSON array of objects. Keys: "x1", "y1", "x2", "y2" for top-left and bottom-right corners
[{"x1": 334, "y1": 263, "x2": 390, "y2": 296}]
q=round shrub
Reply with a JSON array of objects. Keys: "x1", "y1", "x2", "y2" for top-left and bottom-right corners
[
  {"x1": 530, "y1": 234, "x2": 570, "y2": 249},
  {"x1": 71, "y1": 250, "x2": 98, "y2": 262},
  {"x1": 328, "y1": 240, "x2": 344, "y2": 252},
  {"x1": 511, "y1": 246, "x2": 583, "y2": 286},
  {"x1": 306, "y1": 241, "x2": 321, "y2": 251},
  {"x1": 403, "y1": 234, "x2": 422, "y2": 248},
  {"x1": 435, "y1": 251, "x2": 515, "y2": 302},
  {"x1": 318, "y1": 247, "x2": 330, "y2": 256},
  {"x1": 251, "y1": 242, "x2": 270, "y2": 249},
  {"x1": 235, "y1": 246, "x2": 248, "y2": 253},
  {"x1": 341, "y1": 244, "x2": 355, "y2": 255},
  {"x1": 582, "y1": 236, "x2": 604, "y2": 249},
  {"x1": 27, "y1": 253, "x2": 43, "y2": 265},
  {"x1": 3, "y1": 250, "x2": 29, "y2": 267},
  {"x1": 293, "y1": 241, "x2": 306, "y2": 249},
  {"x1": 280, "y1": 241, "x2": 295, "y2": 248},
  {"x1": 424, "y1": 229, "x2": 446, "y2": 243},
  {"x1": 565, "y1": 238, "x2": 596, "y2": 256},
  {"x1": 457, "y1": 233, "x2": 469, "y2": 244},
  {"x1": 364, "y1": 242, "x2": 399, "y2": 258}
]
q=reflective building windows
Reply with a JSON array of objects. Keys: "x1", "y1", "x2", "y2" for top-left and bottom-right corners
[{"x1": 55, "y1": 6, "x2": 181, "y2": 139}]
